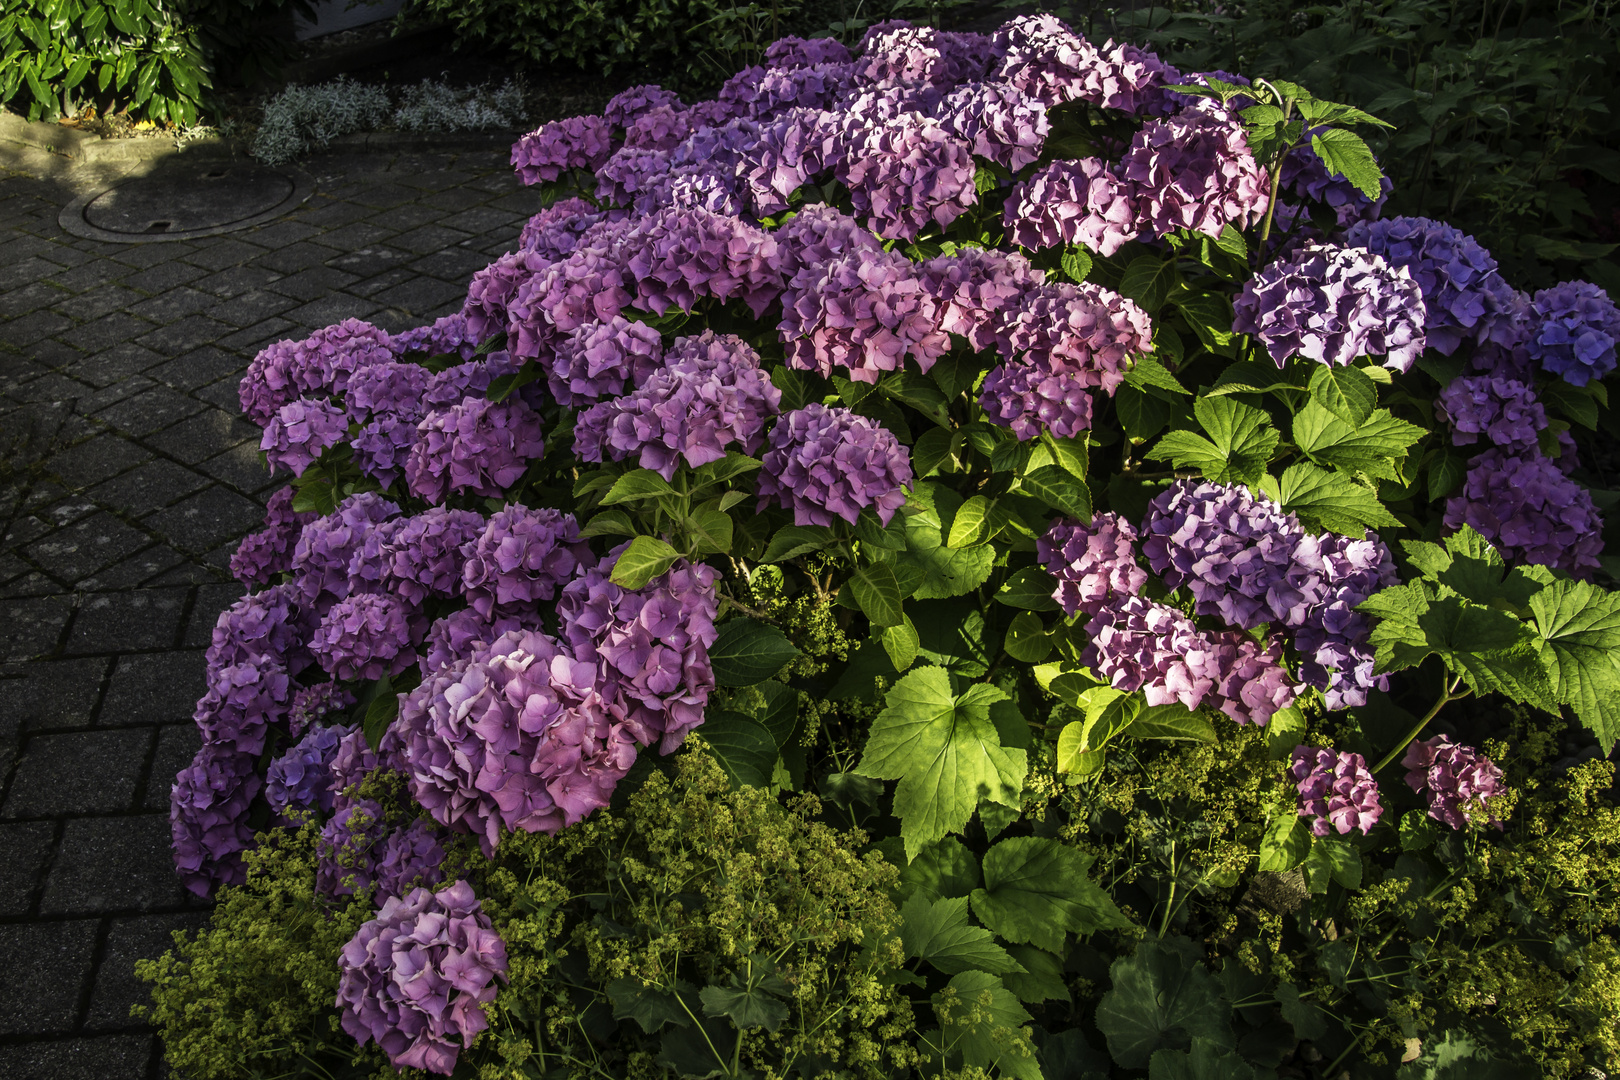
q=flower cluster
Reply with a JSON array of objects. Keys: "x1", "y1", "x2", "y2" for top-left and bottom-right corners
[
  {"x1": 1290, "y1": 746, "x2": 1382, "y2": 836},
  {"x1": 231, "y1": 486, "x2": 315, "y2": 586},
  {"x1": 261, "y1": 399, "x2": 350, "y2": 477},
  {"x1": 1435, "y1": 375, "x2": 1547, "y2": 451},
  {"x1": 310, "y1": 593, "x2": 418, "y2": 682},
  {"x1": 547, "y1": 316, "x2": 664, "y2": 406},
  {"x1": 1038, "y1": 514, "x2": 1148, "y2": 617},
  {"x1": 1443, "y1": 449, "x2": 1604, "y2": 576},
  {"x1": 266, "y1": 723, "x2": 349, "y2": 819},
  {"x1": 1526, "y1": 280, "x2": 1620, "y2": 386},
  {"x1": 241, "y1": 318, "x2": 397, "y2": 424},
  {"x1": 995, "y1": 281, "x2": 1152, "y2": 394},
  {"x1": 1004, "y1": 158, "x2": 1138, "y2": 255},
  {"x1": 1121, "y1": 108, "x2": 1270, "y2": 238},
  {"x1": 757, "y1": 404, "x2": 914, "y2": 527},
  {"x1": 511, "y1": 115, "x2": 613, "y2": 183},
  {"x1": 405, "y1": 398, "x2": 546, "y2": 502},
  {"x1": 780, "y1": 247, "x2": 950, "y2": 383},
  {"x1": 1344, "y1": 216, "x2": 1516, "y2": 354},
  {"x1": 1403, "y1": 735, "x2": 1506, "y2": 829},
  {"x1": 461, "y1": 506, "x2": 596, "y2": 619}
]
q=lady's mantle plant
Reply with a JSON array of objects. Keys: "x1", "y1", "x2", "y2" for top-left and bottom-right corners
[{"x1": 148, "y1": 14, "x2": 1620, "y2": 1080}]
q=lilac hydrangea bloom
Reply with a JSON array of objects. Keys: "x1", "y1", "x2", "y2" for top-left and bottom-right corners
[
  {"x1": 311, "y1": 593, "x2": 418, "y2": 681},
  {"x1": 1290, "y1": 746, "x2": 1382, "y2": 836},
  {"x1": 317, "y1": 797, "x2": 388, "y2": 899},
  {"x1": 373, "y1": 818, "x2": 447, "y2": 902},
  {"x1": 241, "y1": 319, "x2": 397, "y2": 426},
  {"x1": 170, "y1": 744, "x2": 262, "y2": 896},
  {"x1": 1525, "y1": 280, "x2": 1620, "y2": 386},
  {"x1": 1122, "y1": 108, "x2": 1269, "y2": 238},
  {"x1": 518, "y1": 197, "x2": 605, "y2": 259},
  {"x1": 1232, "y1": 242, "x2": 1427, "y2": 371},
  {"x1": 994, "y1": 281, "x2": 1152, "y2": 394},
  {"x1": 289, "y1": 680, "x2": 355, "y2": 737},
  {"x1": 1004, "y1": 157, "x2": 1139, "y2": 255},
  {"x1": 557, "y1": 550, "x2": 719, "y2": 753},
  {"x1": 422, "y1": 353, "x2": 522, "y2": 412},
  {"x1": 511, "y1": 115, "x2": 613, "y2": 184},
  {"x1": 461, "y1": 506, "x2": 595, "y2": 619},
  {"x1": 768, "y1": 203, "x2": 886, "y2": 288},
  {"x1": 346, "y1": 363, "x2": 432, "y2": 424},
  {"x1": 374, "y1": 508, "x2": 486, "y2": 607},
  {"x1": 208, "y1": 582, "x2": 307, "y2": 671},
  {"x1": 1286, "y1": 531, "x2": 1398, "y2": 711},
  {"x1": 232, "y1": 487, "x2": 315, "y2": 586},
  {"x1": 574, "y1": 334, "x2": 781, "y2": 480},
  {"x1": 463, "y1": 250, "x2": 554, "y2": 346},
  {"x1": 406, "y1": 398, "x2": 546, "y2": 503},
  {"x1": 623, "y1": 207, "x2": 785, "y2": 318},
  {"x1": 1443, "y1": 449, "x2": 1604, "y2": 576},
  {"x1": 420, "y1": 609, "x2": 525, "y2": 676},
  {"x1": 923, "y1": 247, "x2": 1042, "y2": 352},
  {"x1": 779, "y1": 247, "x2": 950, "y2": 382},
  {"x1": 337, "y1": 880, "x2": 508, "y2": 1075},
  {"x1": 988, "y1": 17, "x2": 1111, "y2": 109},
  {"x1": 622, "y1": 105, "x2": 695, "y2": 151},
  {"x1": 261, "y1": 399, "x2": 350, "y2": 477},
  {"x1": 293, "y1": 493, "x2": 402, "y2": 609},
  {"x1": 735, "y1": 108, "x2": 833, "y2": 217},
  {"x1": 266, "y1": 722, "x2": 350, "y2": 819},
  {"x1": 596, "y1": 145, "x2": 677, "y2": 208},
  {"x1": 933, "y1": 81, "x2": 1048, "y2": 170},
  {"x1": 352, "y1": 415, "x2": 421, "y2": 488},
  {"x1": 1344, "y1": 216, "x2": 1514, "y2": 355},
  {"x1": 979, "y1": 363, "x2": 1094, "y2": 440},
  {"x1": 1038, "y1": 514, "x2": 1147, "y2": 617},
  {"x1": 1435, "y1": 376, "x2": 1547, "y2": 451},
  {"x1": 547, "y1": 316, "x2": 665, "y2": 407},
  {"x1": 838, "y1": 117, "x2": 977, "y2": 241},
  {"x1": 194, "y1": 660, "x2": 292, "y2": 755},
  {"x1": 1403, "y1": 735, "x2": 1506, "y2": 830},
  {"x1": 509, "y1": 220, "x2": 637, "y2": 351},
  {"x1": 766, "y1": 35, "x2": 853, "y2": 67},
  {"x1": 756, "y1": 403, "x2": 913, "y2": 527},
  {"x1": 395, "y1": 630, "x2": 638, "y2": 853},
  {"x1": 389, "y1": 313, "x2": 478, "y2": 361},
  {"x1": 604, "y1": 85, "x2": 684, "y2": 129}
]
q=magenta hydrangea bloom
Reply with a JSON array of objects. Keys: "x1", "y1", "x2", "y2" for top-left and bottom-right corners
[
  {"x1": 232, "y1": 487, "x2": 315, "y2": 586},
  {"x1": 395, "y1": 630, "x2": 639, "y2": 853},
  {"x1": 1004, "y1": 157, "x2": 1139, "y2": 255},
  {"x1": 389, "y1": 313, "x2": 478, "y2": 361},
  {"x1": 510, "y1": 221, "x2": 637, "y2": 349},
  {"x1": 734, "y1": 108, "x2": 832, "y2": 217},
  {"x1": 208, "y1": 582, "x2": 307, "y2": 672},
  {"x1": 289, "y1": 680, "x2": 355, "y2": 737},
  {"x1": 855, "y1": 24, "x2": 988, "y2": 89},
  {"x1": 1443, "y1": 449, "x2": 1604, "y2": 576},
  {"x1": 170, "y1": 744, "x2": 262, "y2": 896},
  {"x1": 1403, "y1": 735, "x2": 1506, "y2": 830},
  {"x1": 1232, "y1": 242, "x2": 1427, "y2": 371},
  {"x1": 624, "y1": 207, "x2": 785, "y2": 318},
  {"x1": 351, "y1": 415, "x2": 420, "y2": 488},
  {"x1": 1525, "y1": 280, "x2": 1620, "y2": 386},
  {"x1": 346, "y1": 362, "x2": 432, "y2": 424},
  {"x1": 337, "y1": 880, "x2": 508, "y2": 1075},
  {"x1": 1344, "y1": 216, "x2": 1514, "y2": 355},
  {"x1": 373, "y1": 508, "x2": 486, "y2": 607},
  {"x1": 261, "y1": 398, "x2": 350, "y2": 477},
  {"x1": 767, "y1": 35, "x2": 853, "y2": 67},
  {"x1": 1285, "y1": 531, "x2": 1398, "y2": 711},
  {"x1": 933, "y1": 81, "x2": 1048, "y2": 170},
  {"x1": 838, "y1": 117, "x2": 977, "y2": 241},
  {"x1": 574, "y1": 334, "x2": 781, "y2": 480},
  {"x1": 596, "y1": 145, "x2": 676, "y2": 208},
  {"x1": 779, "y1": 247, "x2": 950, "y2": 383},
  {"x1": 406, "y1": 398, "x2": 546, "y2": 503},
  {"x1": 622, "y1": 105, "x2": 695, "y2": 151},
  {"x1": 512, "y1": 114, "x2": 614, "y2": 184},
  {"x1": 518, "y1": 197, "x2": 605, "y2": 259},
  {"x1": 420, "y1": 609, "x2": 526, "y2": 676},
  {"x1": 757, "y1": 403, "x2": 913, "y2": 527},
  {"x1": 548, "y1": 316, "x2": 665, "y2": 408},
  {"x1": 604, "y1": 85, "x2": 684, "y2": 129},
  {"x1": 1435, "y1": 376, "x2": 1547, "y2": 451},
  {"x1": 194, "y1": 659, "x2": 292, "y2": 755},
  {"x1": 1121, "y1": 108, "x2": 1269, "y2": 238},
  {"x1": 311, "y1": 593, "x2": 418, "y2": 681},
  {"x1": 557, "y1": 550, "x2": 719, "y2": 753},
  {"x1": 463, "y1": 250, "x2": 554, "y2": 346},
  {"x1": 241, "y1": 319, "x2": 397, "y2": 425},
  {"x1": 1290, "y1": 746, "x2": 1382, "y2": 836},
  {"x1": 462, "y1": 506, "x2": 595, "y2": 619},
  {"x1": 988, "y1": 16, "x2": 1103, "y2": 108},
  {"x1": 267, "y1": 722, "x2": 350, "y2": 819},
  {"x1": 1038, "y1": 514, "x2": 1147, "y2": 618},
  {"x1": 979, "y1": 363, "x2": 1094, "y2": 440},
  {"x1": 293, "y1": 493, "x2": 402, "y2": 609},
  {"x1": 923, "y1": 247, "x2": 1042, "y2": 352},
  {"x1": 374, "y1": 818, "x2": 447, "y2": 901},
  {"x1": 768, "y1": 204, "x2": 886, "y2": 288},
  {"x1": 994, "y1": 281, "x2": 1152, "y2": 394}
]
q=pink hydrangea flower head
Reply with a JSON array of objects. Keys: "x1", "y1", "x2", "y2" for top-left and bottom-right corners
[
  {"x1": 779, "y1": 246, "x2": 950, "y2": 383},
  {"x1": 757, "y1": 403, "x2": 913, "y2": 527},
  {"x1": 923, "y1": 247, "x2": 1043, "y2": 352},
  {"x1": 1004, "y1": 157, "x2": 1140, "y2": 255},
  {"x1": 345, "y1": 362, "x2": 432, "y2": 425},
  {"x1": 979, "y1": 363, "x2": 1094, "y2": 441},
  {"x1": 623, "y1": 207, "x2": 786, "y2": 318},
  {"x1": 240, "y1": 319, "x2": 396, "y2": 425},
  {"x1": 768, "y1": 203, "x2": 885, "y2": 288},
  {"x1": 462, "y1": 250, "x2": 554, "y2": 345},
  {"x1": 933, "y1": 80, "x2": 1048, "y2": 170},
  {"x1": 994, "y1": 280, "x2": 1152, "y2": 393},
  {"x1": 518, "y1": 197, "x2": 605, "y2": 259},
  {"x1": 170, "y1": 744, "x2": 262, "y2": 896},
  {"x1": 766, "y1": 35, "x2": 853, "y2": 68},
  {"x1": 461, "y1": 506, "x2": 595, "y2": 619},
  {"x1": 1038, "y1": 514, "x2": 1147, "y2": 618},
  {"x1": 838, "y1": 116, "x2": 977, "y2": 241},
  {"x1": 207, "y1": 581, "x2": 308, "y2": 671},
  {"x1": 1121, "y1": 108, "x2": 1270, "y2": 238},
  {"x1": 1403, "y1": 735, "x2": 1506, "y2": 830},
  {"x1": 1290, "y1": 746, "x2": 1382, "y2": 836},
  {"x1": 547, "y1": 316, "x2": 665, "y2": 407},
  {"x1": 374, "y1": 507, "x2": 487, "y2": 607},
  {"x1": 194, "y1": 658, "x2": 292, "y2": 755},
  {"x1": 388, "y1": 314, "x2": 478, "y2": 361},
  {"x1": 405, "y1": 398, "x2": 546, "y2": 503},
  {"x1": 293, "y1": 492, "x2": 402, "y2": 609},
  {"x1": 289, "y1": 680, "x2": 355, "y2": 737},
  {"x1": 603, "y1": 85, "x2": 684, "y2": 129},
  {"x1": 420, "y1": 608, "x2": 526, "y2": 676}
]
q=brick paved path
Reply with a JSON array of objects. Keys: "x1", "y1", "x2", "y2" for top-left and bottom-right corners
[{"x1": 0, "y1": 145, "x2": 535, "y2": 1079}]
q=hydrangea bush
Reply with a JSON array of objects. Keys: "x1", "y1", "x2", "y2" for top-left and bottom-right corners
[{"x1": 146, "y1": 17, "x2": 1620, "y2": 1080}]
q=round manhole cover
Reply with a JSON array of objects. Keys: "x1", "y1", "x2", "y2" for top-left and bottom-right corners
[{"x1": 60, "y1": 163, "x2": 314, "y2": 243}]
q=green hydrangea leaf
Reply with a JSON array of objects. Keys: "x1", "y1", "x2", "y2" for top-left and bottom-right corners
[
  {"x1": 1003, "y1": 611, "x2": 1052, "y2": 663},
  {"x1": 931, "y1": 971, "x2": 1041, "y2": 1080},
  {"x1": 708, "y1": 619, "x2": 801, "y2": 686},
  {"x1": 1258, "y1": 814, "x2": 1312, "y2": 872},
  {"x1": 898, "y1": 836, "x2": 982, "y2": 902},
  {"x1": 850, "y1": 561, "x2": 905, "y2": 627},
  {"x1": 880, "y1": 615, "x2": 921, "y2": 672},
  {"x1": 1310, "y1": 127, "x2": 1386, "y2": 198},
  {"x1": 1277, "y1": 461, "x2": 1400, "y2": 535},
  {"x1": 1149, "y1": 396, "x2": 1279, "y2": 486},
  {"x1": 1021, "y1": 464, "x2": 1093, "y2": 523},
  {"x1": 1094, "y1": 936, "x2": 1234, "y2": 1069},
  {"x1": 610, "y1": 535, "x2": 681, "y2": 588},
  {"x1": 1529, "y1": 577, "x2": 1620, "y2": 752},
  {"x1": 696, "y1": 712, "x2": 778, "y2": 787},
  {"x1": 900, "y1": 894, "x2": 1025, "y2": 976},
  {"x1": 969, "y1": 836, "x2": 1131, "y2": 953},
  {"x1": 996, "y1": 567, "x2": 1061, "y2": 611},
  {"x1": 1292, "y1": 401, "x2": 1425, "y2": 481}
]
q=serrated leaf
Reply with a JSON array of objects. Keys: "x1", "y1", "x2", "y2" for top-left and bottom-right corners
[
  {"x1": 851, "y1": 562, "x2": 905, "y2": 627},
  {"x1": 900, "y1": 894, "x2": 1025, "y2": 976},
  {"x1": 1149, "y1": 397, "x2": 1279, "y2": 486},
  {"x1": 1061, "y1": 247, "x2": 1093, "y2": 283},
  {"x1": 1176, "y1": 291, "x2": 1238, "y2": 353},
  {"x1": 904, "y1": 505, "x2": 996, "y2": 600},
  {"x1": 698, "y1": 712, "x2": 779, "y2": 787},
  {"x1": 1311, "y1": 127, "x2": 1386, "y2": 199},
  {"x1": 912, "y1": 426, "x2": 956, "y2": 477},
  {"x1": 690, "y1": 452, "x2": 762, "y2": 487},
  {"x1": 1216, "y1": 224, "x2": 1248, "y2": 261},
  {"x1": 1118, "y1": 254, "x2": 1178, "y2": 313},
  {"x1": 700, "y1": 981, "x2": 788, "y2": 1032},
  {"x1": 610, "y1": 536, "x2": 680, "y2": 589},
  {"x1": 931, "y1": 971, "x2": 1040, "y2": 1080},
  {"x1": 608, "y1": 978, "x2": 695, "y2": 1034},
  {"x1": 854, "y1": 668, "x2": 1027, "y2": 858},
  {"x1": 1095, "y1": 936, "x2": 1234, "y2": 1069},
  {"x1": 1308, "y1": 364, "x2": 1378, "y2": 426},
  {"x1": 1123, "y1": 356, "x2": 1189, "y2": 395},
  {"x1": 685, "y1": 508, "x2": 733, "y2": 555},
  {"x1": 948, "y1": 495, "x2": 993, "y2": 548},
  {"x1": 899, "y1": 836, "x2": 982, "y2": 902},
  {"x1": 1428, "y1": 445, "x2": 1468, "y2": 501},
  {"x1": 996, "y1": 567, "x2": 1060, "y2": 611},
  {"x1": 1530, "y1": 578, "x2": 1620, "y2": 751},
  {"x1": 579, "y1": 508, "x2": 638, "y2": 539},
  {"x1": 1042, "y1": 433, "x2": 1090, "y2": 478},
  {"x1": 760, "y1": 524, "x2": 832, "y2": 562},
  {"x1": 1292, "y1": 402, "x2": 1425, "y2": 480},
  {"x1": 1002, "y1": 945, "x2": 1071, "y2": 1005},
  {"x1": 1021, "y1": 464, "x2": 1092, "y2": 522},
  {"x1": 881, "y1": 615, "x2": 921, "y2": 672},
  {"x1": 1304, "y1": 834, "x2": 1362, "y2": 891},
  {"x1": 969, "y1": 837, "x2": 1131, "y2": 952},
  {"x1": 709, "y1": 619, "x2": 801, "y2": 686},
  {"x1": 1277, "y1": 462, "x2": 1400, "y2": 535},
  {"x1": 1124, "y1": 704, "x2": 1217, "y2": 742},
  {"x1": 1433, "y1": 526, "x2": 1545, "y2": 611},
  {"x1": 1258, "y1": 814, "x2": 1312, "y2": 872}
]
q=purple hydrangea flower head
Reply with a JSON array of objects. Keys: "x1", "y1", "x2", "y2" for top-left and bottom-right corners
[
  {"x1": 241, "y1": 319, "x2": 396, "y2": 425},
  {"x1": 1038, "y1": 514, "x2": 1147, "y2": 618},
  {"x1": 345, "y1": 363, "x2": 432, "y2": 424},
  {"x1": 461, "y1": 506, "x2": 595, "y2": 619},
  {"x1": 1403, "y1": 735, "x2": 1506, "y2": 830},
  {"x1": 853, "y1": 25, "x2": 983, "y2": 88},
  {"x1": 261, "y1": 398, "x2": 350, "y2": 477},
  {"x1": 317, "y1": 797, "x2": 388, "y2": 899},
  {"x1": 1231, "y1": 241, "x2": 1427, "y2": 371},
  {"x1": 922, "y1": 247, "x2": 1043, "y2": 352},
  {"x1": 1526, "y1": 281, "x2": 1620, "y2": 386},
  {"x1": 1284, "y1": 530, "x2": 1398, "y2": 711},
  {"x1": 596, "y1": 145, "x2": 676, "y2": 208},
  {"x1": 311, "y1": 593, "x2": 418, "y2": 681},
  {"x1": 336, "y1": 880, "x2": 508, "y2": 1075},
  {"x1": 421, "y1": 609, "x2": 525, "y2": 676},
  {"x1": 518, "y1": 197, "x2": 605, "y2": 259},
  {"x1": 293, "y1": 492, "x2": 402, "y2": 609},
  {"x1": 779, "y1": 247, "x2": 950, "y2": 383},
  {"x1": 170, "y1": 744, "x2": 262, "y2": 896},
  {"x1": 979, "y1": 363, "x2": 1094, "y2": 440},
  {"x1": 462, "y1": 250, "x2": 554, "y2": 346},
  {"x1": 736, "y1": 108, "x2": 835, "y2": 217},
  {"x1": 266, "y1": 722, "x2": 350, "y2": 819},
  {"x1": 405, "y1": 398, "x2": 545, "y2": 503},
  {"x1": 389, "y1": 314, "x2": 478, "y2": 361},
  {"x1": 289, "y1": 680, "x2": 355, "y2": 737},
  {"x1": 768, "y1": 204, "x2": 885, "y2": 287},
  {"x1": 422, "y1": 352, "x2": 522, "y2": 412},
  {"x1": 1121, "y1": 108, "x2": 1270, "y2": 238},
  {"x1": 988, "y1": 16, "x2": 1104, "y2": 108},
  {"x1": 1435, "y1": 376, "x2": 1547, "y2": 451},
  {"x1": 512, "y1": 115, "x2": 613, "y2": 184},
  {"x1": 934, "y1": 81, "x2": 1048, "y2": 170},
  {"x1": 838, "y1": 117, "x2": 977, "y2": 241},
  {"x1": 208, "y1": 582, "x2": 307, "y2": 672},
  {"x1": 395, "y1": 630, "x2": 638, "y2": 852},
  {"x1": 603, "y1": 85, "x2": 684, "y2": 129},
  {"x1": 374, "y1": 508, "x2": 486, "y2": 607},
  {"x1": 329, "y1": 726, "x2": 386, "y2": 809},
  {"x1": 232, "y1": 487, "x2": 316, "y2": 586},
  {"x1": 194, "y1": 659, "x2": 292, "y2": 755},
  {"x1": 557, "y1": 551, "x2": 719, "y2": 753},
  {"x1": 574, "y1": 333, "x2": 781, "y2": 480},
  {"x1": 509, "y1": 221, "x2": 637, "y2": 351},
  {"x1": 1344, "y1": 216, "x2": 1513, "y2": 354},
  {"x1": 622, "y1": 105, "x2": 695, "y2": 151},
  {"x1": 1274, "y1": 134, "x2": 1391, "y2": 232},
  {"x1": 351, "y1": 415, "x2": 421, "y2": 488},
  {"x1": 1004, "y1": 157, "x2": 1139, "y2": 255},
  {"x1": 1443, "y1": 449, "x2": 1604, "y2": 576},
  {"x1": 1290, "y1": 746, "x2": 1382, "y2": 836},
  {"x1": 374, "y1": 819, "x2": 447, "y2": 901},
  {"x1": 995, "y1": 281, "x2": 1152, "y2": 394},
  {"x1": 767, "y1": 35, "x2": 853, "y2": 67},
  {"x1": 756, "y1": 403, "x2": 913, "y2": 527},
  {"x1": 623, "y1": 207, "x2": 786, "y2": 318}
]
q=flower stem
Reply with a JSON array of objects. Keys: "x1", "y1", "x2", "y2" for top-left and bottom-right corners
[{"x1": 1372, "y1": 675, "x2": 1467, "y2": 774}]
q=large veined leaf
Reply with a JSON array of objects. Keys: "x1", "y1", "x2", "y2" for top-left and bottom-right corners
[
  {"x1": 1529, "y1": 578, "x2": 1620, "y2": 751},
  {"x1": 898, "y1": 836, "x2": 982, "y2": 902},
  {"x1": 1148, "y1": 396, "x2": 1279, "y2": 486},
  {"x1": 899, "y1": 894, "x2": 1025, "y2": 976},
  {"x1": 930, "y1": 971, "x2": 1041, "y2": 1080},
  {"x1": 969, "y1": 836, "x2": 1131, "y2": 953},
  {"x1": 1291, "y1": 401, "x2": 1425, "y2": 481},
  {"x1": 609, "y1": 535, "x2": 681, "y2": 588},
  {"x1": 1094, "y1": 936, "x2": 1234, "y2": 1069},
  {"x1": 697, "y1": 712, "x2": 778, "y2": 787},
  {"x1": 903, "y1": 495, "x2": 996, "y2": 600},
  {"x1": 855, "y1": 667, "x2": 1027, "y2": 859},
  {"x1": 1276, "y1": 462, "x2": 1400, "y2": 535},
  {"x1": 708, "y1": 618, "x2": 801, "y2": 686},
  {"x1": 1308, "y1": 364, "x2": 1377, "y2": 426}
]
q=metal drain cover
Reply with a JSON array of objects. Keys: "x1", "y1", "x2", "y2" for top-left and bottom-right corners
[{"x1": 60, "y1": 163, "x2": 314, "y2": 243}]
